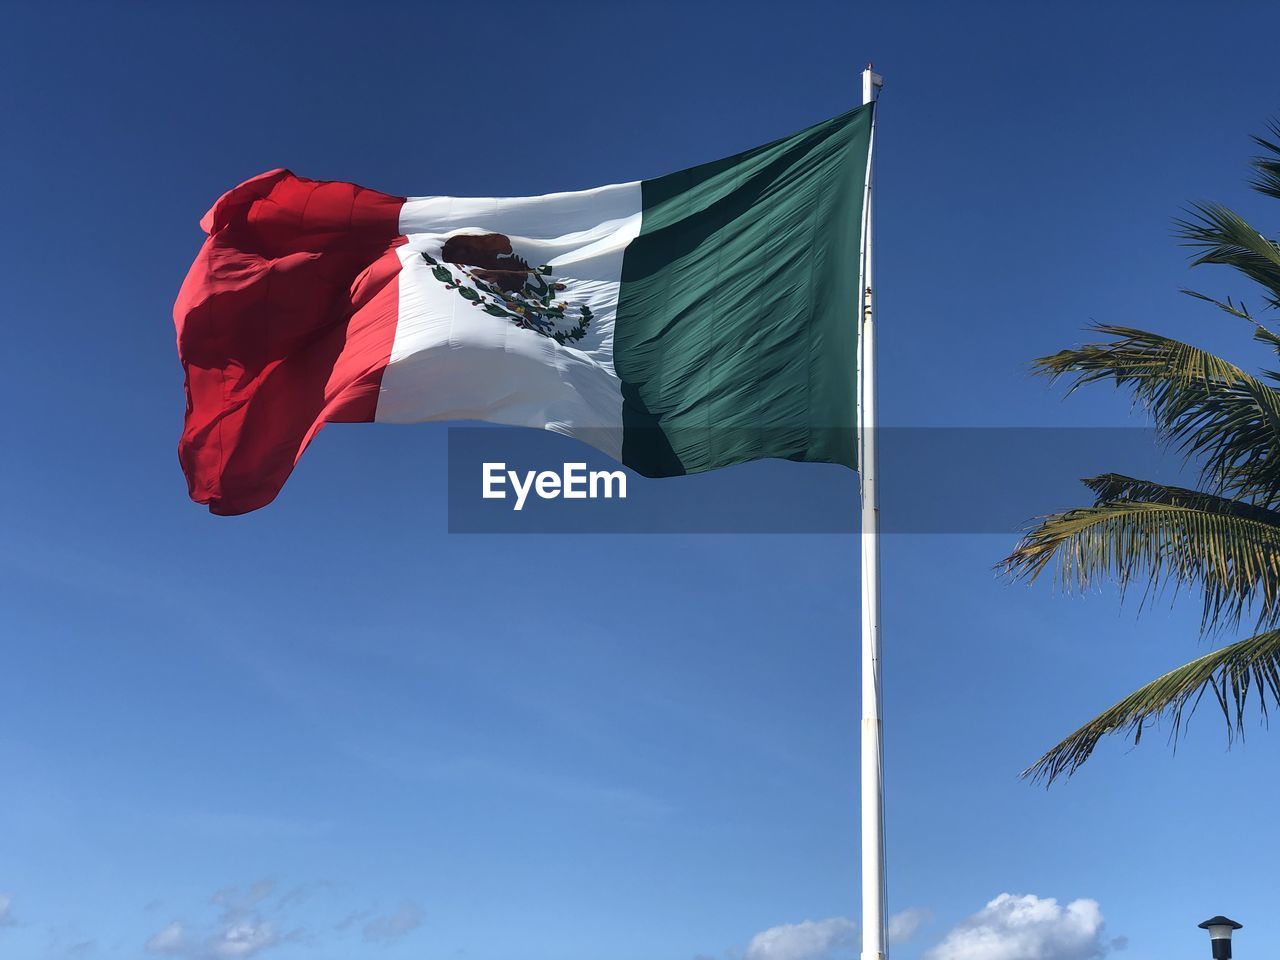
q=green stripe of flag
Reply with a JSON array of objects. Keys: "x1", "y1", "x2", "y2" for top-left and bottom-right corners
[{"x1": 615, "y1": 102, "x2": 873, "y2": 477}]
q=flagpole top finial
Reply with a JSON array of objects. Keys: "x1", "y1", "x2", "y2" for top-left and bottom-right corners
[{"x1": 861, "y1": 64, "x2": 883, "y2": 104}]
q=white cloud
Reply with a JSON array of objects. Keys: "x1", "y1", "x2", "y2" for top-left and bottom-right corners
[
  {"x1": 927, "y1": 894, "x2": 1107, "y2": 960},
  {"x1": 889, "y1": 907, "x2": 932, "y2": 945},
  {"x1": 744, "y1": 917, "x2": 857, "y2": 960},
  {"x1": 141, "y1": 880, "x2": 424, "y2": 958},
  {"x1": 0, "y1": 893, "x2": 14, "y2": 928},
  {"x1": 208, "y1": 920, "x2": 278, "y2": 958},
  {"x1": 362, "y1": 902, "x2": 424, "y2": 944},
  {"x1": 145, "y1": 921, "x2": 185, "y2": 954},
  {"x1": 202, "y1": 879, "x2": 295, "y2": 959},
  {"x1": 144, "y1": 880, "x2": 294, "y2": 959}
]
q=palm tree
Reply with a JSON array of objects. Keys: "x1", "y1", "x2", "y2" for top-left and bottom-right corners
[{"x1": 1000, "y1": 125, "x2": 1280, "y2": 785}]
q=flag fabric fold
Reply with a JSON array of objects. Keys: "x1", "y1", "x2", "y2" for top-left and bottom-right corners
[
  {"x1": 175, "y1": 104, "x2": 873, "y2": 514},
  {"x1": 175, "y1": 169, "x2": 406, "y2": 514}
]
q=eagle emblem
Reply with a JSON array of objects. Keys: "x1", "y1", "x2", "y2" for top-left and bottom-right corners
[{"x1": 421, "y1": 233, "x2": 593, "y2": 345}]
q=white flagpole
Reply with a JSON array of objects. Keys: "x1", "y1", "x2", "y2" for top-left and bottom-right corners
[{"x1": 858, "y1": 63, "x2": 885, "y2": 960}]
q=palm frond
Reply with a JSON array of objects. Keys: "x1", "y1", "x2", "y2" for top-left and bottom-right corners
[
  {"x1": 1015, "y1": 121, "x2": 1280, "y2": 784},
  {"x1": 1034, "y1": 325, "x2": 1280, "y2": 505},
  {"x1": 1181, "y1": 288, "x2": 1280, "y2": 355},
  {"x1": 1175, "y1": 202, "x2": 1280, "y2": 308},
  {"x1": 1023, "y1": 629, "x2": 1280, "y2": 784},
  {"x1": 999, "y1": 481, "x2": 1280, "y2": 630},
  {"x1": 1181, "y1": 287, "x2": 1256, "y2": 322},
  {"x1": 1249, "y1": 121, "x2": 1280, "y2": 200},
  {"x1": 1081, "y1": 472, "x2": 1280, "y2": 524}
]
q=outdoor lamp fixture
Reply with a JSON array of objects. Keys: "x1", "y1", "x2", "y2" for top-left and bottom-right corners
[{"x1": 1199, "y1": 917, "x2": 1243, "y2": 960}]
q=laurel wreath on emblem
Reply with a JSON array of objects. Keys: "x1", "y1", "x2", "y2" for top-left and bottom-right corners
[{"x1": 421, "y1": 233, "x2": 593, "y2": 345}]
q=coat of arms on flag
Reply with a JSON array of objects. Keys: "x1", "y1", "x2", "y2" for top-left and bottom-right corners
[{"x1": 421, "y1": 233, "x2": 594, "y2": 345}]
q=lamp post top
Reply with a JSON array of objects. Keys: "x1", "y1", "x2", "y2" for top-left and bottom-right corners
[{"x1": 1199, "y1": 918, "x2": 1244, "y2": 931}]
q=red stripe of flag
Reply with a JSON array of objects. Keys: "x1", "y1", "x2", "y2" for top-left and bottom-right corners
[{"x1": 174, "y1": 169, "x2": 405, "y2": 515}]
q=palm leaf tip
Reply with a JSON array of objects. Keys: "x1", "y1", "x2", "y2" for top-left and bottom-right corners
[
  {"x1": 1249, "y1": 120, "x2": 1280, "y2": 200},
  {"x1": 1175, "y1": 201, "x2": 1280, "y2": 308},
  {"x1": 1023, "y1": 630, "x2": 1280, "y2": 785}
]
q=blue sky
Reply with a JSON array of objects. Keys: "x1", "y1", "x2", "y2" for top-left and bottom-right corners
[{"x1": 2, "y1": 2, "x2": 1279, "y2": 959}]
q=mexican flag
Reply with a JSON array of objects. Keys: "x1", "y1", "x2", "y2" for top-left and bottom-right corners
[{"x1": 176, "y1": 104, "x2": 874, "y2": 514}]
